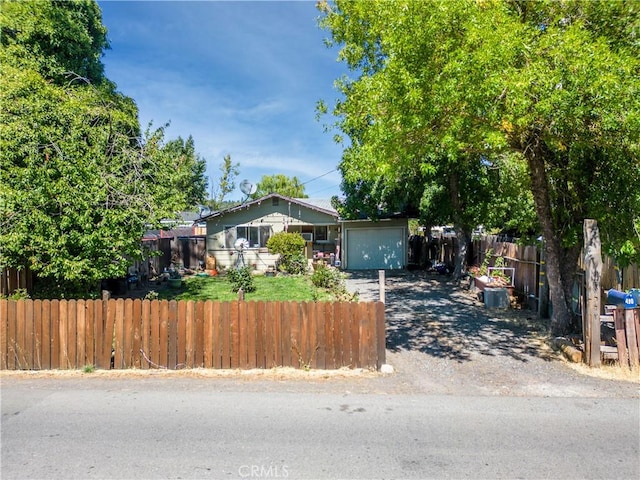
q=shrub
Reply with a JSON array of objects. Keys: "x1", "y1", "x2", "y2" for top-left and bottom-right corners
[
  {"x1": 227, "y1": 266, "x2": 256, "y2": 293},
  {"x1": 267, "y1": 232, "x2": 308, "y2": 274},
  {"x1": 311, "y1": 264, "x2": 356, "y2": 301},
  {"x1": 278, "y1": 254, "x2": 308, "y2": 275},
  {"x1": 311, "y1": 263, "x2": 343, "y2": 289}
]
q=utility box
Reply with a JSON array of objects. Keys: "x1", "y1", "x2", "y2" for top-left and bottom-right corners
[{"x1": 484, "y1": 287, "x2": 509, "y2": 309}]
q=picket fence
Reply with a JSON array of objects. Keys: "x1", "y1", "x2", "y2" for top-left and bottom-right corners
[{"x1": 0, "y1": 299, "x2": 385, "y2": 371}]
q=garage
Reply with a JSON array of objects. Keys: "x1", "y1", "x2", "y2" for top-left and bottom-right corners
[{"x1": 344, "y1": 226, "x2": 406, "y2": 270}]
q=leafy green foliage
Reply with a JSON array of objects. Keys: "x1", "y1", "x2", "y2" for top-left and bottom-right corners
[
  {"x1": 319, "y1": 0, "x2": 640, "y2": 334},
  {"x1": 311, "y1": 264, "x2": 342, "y2": 289},
  {"x1": 226, "y1": 266, "x2": 256, "y2": 293},
  {"x1": 266, "y1": 232, "x2": 308, "y2": 274},
  {"x1": 251, "y1": 174, "x2": 307, "y2": 199},
  {"x1": 210, "y1": 154, "x2": 240, "y2": 210},
  {"x1": 0, "y1": 0, "x2": 209, "y2": 297},
  {"x1": 0, "y1": 0, "x2": 108, "y2": 84}
]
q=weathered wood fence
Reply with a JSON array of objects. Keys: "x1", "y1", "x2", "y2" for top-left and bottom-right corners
[
  {"x1": 599, "y1": 307, "x2": 640, "y2": 368},
  {"x1": 0, "y1": 299, "x2": 385, "y2": 371}
]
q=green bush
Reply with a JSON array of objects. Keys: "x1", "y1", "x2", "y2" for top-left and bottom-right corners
[
  {"x1": 280, "y1": 254, "x2": 308, "y2": 275},
  {"x1": 226, "y1": 266, "x2": 256, "y2": 293},
  {"x1": 311, "y1": 263, "x2": 343, "y2": 289},
  {"x1": 267, "y1": 232, "x2": 308, "y2": 274}
]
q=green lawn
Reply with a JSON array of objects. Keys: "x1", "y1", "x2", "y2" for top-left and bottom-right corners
[{"x1": 157, "y1": 274, "x2": 336, "y2": 302}]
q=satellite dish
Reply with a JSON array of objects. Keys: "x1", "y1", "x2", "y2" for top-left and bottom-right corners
[
  {"x1": 234, "y1": 237, "x2": 250, "y2": 251},
  {"x1": 199, "y1": 205, "x2": 211, "y2": 217},
  {"x1": 239, "y1": 179, "x2": 257, "y2": 197}
]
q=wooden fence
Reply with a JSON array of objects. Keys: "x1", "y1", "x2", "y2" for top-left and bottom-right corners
[
  {"x1": 0, "y1": 299, "x2": 385, "y2": 371},
  {"x1": 600, "y1": 307, "x2": 640, "y2": 368}
]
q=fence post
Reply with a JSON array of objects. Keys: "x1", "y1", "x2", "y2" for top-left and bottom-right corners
[
  {"x1": 583, "y1": 219, "x2": 602, "y2": 367},
  {"x1": 378, "y1": 270, "x2": 385, "y2": 304}
]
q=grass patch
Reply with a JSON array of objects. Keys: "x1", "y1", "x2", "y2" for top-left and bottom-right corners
[{"x1": 158, "y1": 274, "x2": 336, "y2": 302}]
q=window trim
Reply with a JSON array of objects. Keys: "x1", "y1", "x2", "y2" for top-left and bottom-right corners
[{"x1": 223, "y1": 225, "x2": 272, "y2": 249}]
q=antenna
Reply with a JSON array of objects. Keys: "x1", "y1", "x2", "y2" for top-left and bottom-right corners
[{"x1": 239, "y1": 179, "x2": 257, "y2": 200}]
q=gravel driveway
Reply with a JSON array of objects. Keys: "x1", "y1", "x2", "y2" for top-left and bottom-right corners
[{"x1": 345, "y1": 271, "x2": 639, "y2": 398}]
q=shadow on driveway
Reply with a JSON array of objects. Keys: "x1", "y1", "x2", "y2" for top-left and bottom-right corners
[{"x1": 346, "y1": 270, "x2": 554, "y2": 364}]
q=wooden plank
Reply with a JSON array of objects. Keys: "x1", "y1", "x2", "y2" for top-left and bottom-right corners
[
  {"x1": 212, "y1": 301, "x2": 223, "y2": 369},
  {"x1": 93, "y1": 299, "x2": 104, "y2": 369},
  {"x1": 625, "y1": 308, "x2": 639, "y2": 367},
  {"x1": 14, "y1": 300, "x2": 27, "y2": 369},
  {"x1": 281, "y1": 302, "x2": 293, "y2": 368},
  {"x1": 58, "y1": 300, "x2": 69, "y2": 369},
  {"x1": 22, "y1": 299, "x2": 34, "y2": 369},
  {"x1": 272, "y1": 301, "x2": 283, "y2": 368},
  {"x1": 221, "y1": 302, "x2": 231, "y2": 369},
  {"x1": 122, "y1": 299, "x2": 134, "y2": 368},
  {"x1": 583, "y1": 219, "x2": 602, "y2": 367},
  {"x1": 340, "y1": 302, "x2": 352, "y2": 368},
  {"x1": 315, "y1": 302, "x2": 326, "y2": 370},
  {"x1": 112, "y1": 299, "x2": 124, "y2": 369},
  {"x1": 255, "y1": 301, "x2": 266, "y2": 369},
  {"x1": 76, "y1": 300, "x2": 87, "y2": 368},
  {"x1": 32, "y1": 299, "x2": 43, "y2": 369},
  {"x1": 40, "y1": 300, "x2": 51, "y2": 370},
  {"x1": 350, "y1": 303, "x2": 361, "y2": 368},
  {"x1": 84, "y1": 300, "x2": 95, "y2": 368},
  {"x1": 203, "y1": 301, "x2": 214, "y2": 368},
  {"x1": 132, "y1": 299, "x2": 142, "y2": 369},
  {"x1": 264, "y1": 302, "x2": 276, "y2": 368},
  {"x1": 600, "y1": 345, "x2": 618, "y2": 360},
  {"x1": 238, "y1": 301, "x2": 249, "y2": 369},
  {"x1": 183, "y1": 300, "x2": 194, "y2": 368},
  {"x1": 50, "y1": 300, "x2": 60, "y2": 369},
  {"x1": 104, "y1": 299, "x2": 116, "y2": 370},
  {"x1": 613, "y1": 308, "x2": 629, "y2": 367},
  {"x1": 195, "y1": 301, "x2": 204, "y2": 368},
  {"x1": 140, "y1": 300, "x2": 151, "y2": 369},
  {"x1": 0, "y1": 299, "x2": 7, "y2": 369},
  {"x1": 360, "y1": 302, "x2": 378, "y2": 370},
  {"x1": 158, "y1": 300, "x2": 169, "y2": 368},
  {"x1": 307, "y1": 302, "x2": 318, "y2": 369},
  {"x1": 177, "y1": 300, "x2": 187, "y2": 368},
  {"x1": 147, "y1": 300, "x2": 159, "y2": 369},
  {"x1": 68, "y1": 300, "x2": 78, "y2": 368},
  {"x1": 324, "y1": 302, "x2": 336, "y2": 370},
  {"x1": 246, "y1": 301, "x2": 257, "y2": 369},
  {"x1": 376, "y1": 301, "x2": 386, "y2": 370},
  {"x1": 6, "y1": 300, "x2": 17, "y2": 369},
  {"x1": 230, "y1": 301, "x2": 240, "y2": 368},
  {"x1": 168, "y1": 300, "x2": 178, "y2": 369}
]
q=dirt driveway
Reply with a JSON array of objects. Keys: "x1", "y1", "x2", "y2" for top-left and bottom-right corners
[{"x1": 345, "y1": 271, "x2": 639, "y2": 398}]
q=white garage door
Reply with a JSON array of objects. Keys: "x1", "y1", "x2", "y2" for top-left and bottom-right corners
[{"x1": 345, "y1": 228, "x2": 405, "y2": 270}]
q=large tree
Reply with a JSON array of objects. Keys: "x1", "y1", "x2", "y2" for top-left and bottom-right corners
[
  {"x1": 319, "y1": 0, "x2": 640, "y2": 334},
  {"x1": 0, "y1": 0, "x2": 208, "y2": 297}
]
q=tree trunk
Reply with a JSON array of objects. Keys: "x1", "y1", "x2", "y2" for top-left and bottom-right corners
[{"x1": 524, "y1": 136, "x2": 573, "y2": 335}]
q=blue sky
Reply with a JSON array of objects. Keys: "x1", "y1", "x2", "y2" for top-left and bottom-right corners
[{"x1": 98, "y1": 0, "x2": 348, "y2": 200}]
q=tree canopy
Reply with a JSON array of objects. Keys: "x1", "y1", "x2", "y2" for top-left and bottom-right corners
[
  {"x1": 251, "y1": 174, "x2": 308, "y2": 199},
  {"x1": 0, "y1": 0, "x2": 208, "y2": 297},
  {"x1": 319, "y1": 0, "x2": 640, "y2": 334}
]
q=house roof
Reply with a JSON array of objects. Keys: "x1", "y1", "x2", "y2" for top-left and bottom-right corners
[{"x1": 200, "y1": 193, "x2": 339, "y2": 221}]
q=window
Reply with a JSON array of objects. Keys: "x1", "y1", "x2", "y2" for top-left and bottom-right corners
[
  {"x1": 314, "y1": 226, "x2": 328, "y2": 242},
  {"x1": 224, "y1": 225, "x2": 272, "y2": 249}
]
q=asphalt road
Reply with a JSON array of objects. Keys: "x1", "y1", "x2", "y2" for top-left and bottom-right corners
[{"x1": 2, "y1": 376, "x2": 639, "y2": 480}]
